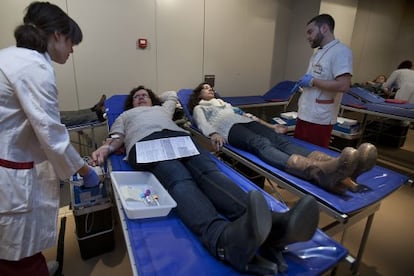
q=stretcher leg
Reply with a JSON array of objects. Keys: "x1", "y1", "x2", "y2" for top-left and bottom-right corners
[{"x1": 351, "y1": 213, "x2": 375, "y2": 275}]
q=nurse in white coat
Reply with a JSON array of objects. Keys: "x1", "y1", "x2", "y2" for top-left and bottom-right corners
[{"x1": 0, "y1": 2, "x2": 100, "y2": 275}]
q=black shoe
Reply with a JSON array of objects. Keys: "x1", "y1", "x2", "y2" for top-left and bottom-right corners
[
  {"x1": 264, "y1": 195, "x2": 319, "y2": 251},
  {"x1": 95, "y1": 109, "x2": 107, "y2": 122},
  {"x1": 91, "y1": 94, "x2": 106, "y2": 112},
  {"x1": 260, "y1": 247, "x2": 288, "y2": 273},
  {"x1": 245, "y1": 255, "x2": 278, "y2": 275},
  {"x1": 91, "y1": 94, "x2": 107, "y2": 122},
  {"x1": 217, "y1": 190, "x2": 272, "y2": 273}
]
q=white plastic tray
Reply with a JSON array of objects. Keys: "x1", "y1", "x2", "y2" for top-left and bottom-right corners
[{"x1": 110, "y1": 171, "x2": 177, "y2": 219}]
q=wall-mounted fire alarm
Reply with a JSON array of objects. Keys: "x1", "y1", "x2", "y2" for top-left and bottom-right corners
[{"x1": 137, "y1": 38, "x2": 148, "y2": 49}]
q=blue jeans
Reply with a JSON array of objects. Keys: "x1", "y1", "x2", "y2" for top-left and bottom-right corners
[
  {"x1": 228, "y1": 122, "x2": 312, "y2": 169},
  {"x1": 128, "y1": 130, "x2": 249, "y2": 256}
]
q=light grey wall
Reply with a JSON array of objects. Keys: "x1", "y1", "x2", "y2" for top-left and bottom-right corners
[
  {"x1": 155, "y1": 0, "x2": 204, "y2": 93},
  {"x1": 0, "y1": 0, "x2": 80, "y2": 110},
  {"x1": 68, "y1": 0, "x2": 158, "y2": 109},
  {"x1": 351, "y1": 0, "x2": 411, "y2": 83},
  {"x1": 276, "y1": 0, "x2": 321, "y2": 83},
  {"x1": 203, "y1": 0, "x2": 277, "y2": 96},
  {"x1": 1, "y1": 0, "x2": 413, "y2": 109}
]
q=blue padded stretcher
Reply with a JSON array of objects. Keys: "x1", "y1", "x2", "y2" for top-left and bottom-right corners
[
  {"x1": 220, "y1": 80, "x2": 299, "y2": 109},
  {"x1": 105, "y1": 94, "x2": 348, "y2": 276},
  {"x1": 177, "y1": 88, "x2": 407, "y2": 214},
  {"x1": 176, "y1": 88, "x2": 408, "y2": 274},
  {"x1": 341, "y1": 87, "x2": 414, "y2": 120}
]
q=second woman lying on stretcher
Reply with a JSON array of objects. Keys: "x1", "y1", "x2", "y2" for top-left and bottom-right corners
[{"x1": 188, "y1": 82, "x2": 378, "y2": 194}]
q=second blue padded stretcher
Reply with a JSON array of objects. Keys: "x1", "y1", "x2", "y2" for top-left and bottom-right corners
[
  {"x1": 220, "y1": 80, "x2": 299, "y2": 107},
  {"x1": 177, "y1": 88, "x2": 407, "y2": 215},
  {"x1": 341, "y1": 86, "x2": 414, "y2": 119}
]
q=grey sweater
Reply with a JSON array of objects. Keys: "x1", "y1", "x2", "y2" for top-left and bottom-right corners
[{"x1": 110, "y1": 91, "x2": 188, "y2": 157}]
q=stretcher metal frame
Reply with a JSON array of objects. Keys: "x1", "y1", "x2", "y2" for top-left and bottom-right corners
[
  {"x1": 220, "y1": 144, "x2": 378, "y2": 274},
  {"x1": 177, "y1": 88, "x2": 408, "y2": 275},
  {"x1": 191, "y1": 130, "x2": 382, "y2": 274},
  {"x1": 339, "y1": 105, "x2": 414, "y2": 145},
  {"x1": 340, "y1": 87, "x2": 414, "y2": 145}
]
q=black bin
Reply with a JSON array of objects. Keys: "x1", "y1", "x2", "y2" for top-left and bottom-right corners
[{"x1": 73, "y1": 202, "x2": 115, "y2": 260}]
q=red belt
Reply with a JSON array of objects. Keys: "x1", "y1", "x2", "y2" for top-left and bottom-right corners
[
  {"x1": 0, "y1": 158, "x2": 34, "y2": 169},
  {"x1": 315, "y1": 98, "x2": 334, "y2": 104}
]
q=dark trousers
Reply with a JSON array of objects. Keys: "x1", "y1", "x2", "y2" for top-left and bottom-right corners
[
  {"x1": 228, "y1": 121, "x2": 312, "y2": 169},
  {"x1": 128, "y1": 130, "x2": 249, "y2": 256},
  {"x1": 0, "y1": 252, "x2": 49, "y2": 276}
]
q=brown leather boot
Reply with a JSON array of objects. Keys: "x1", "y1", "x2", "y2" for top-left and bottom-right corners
[
  {"x1": 285, "y1": 147, "x2": 359, "y2": 194},
  {"x1": 352, "y1": 143, "x2": 377, "y2": 179},
  {"x1": 308, "y1": 143, "x2": 377, "y2": 192},
  {"x1": 307, "y1": 150, "x2": 360, "y2": 192}
]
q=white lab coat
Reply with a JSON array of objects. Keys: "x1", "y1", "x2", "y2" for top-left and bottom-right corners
[{"x1": 0, "y1": 47, "x2": 85, "y2": 260}]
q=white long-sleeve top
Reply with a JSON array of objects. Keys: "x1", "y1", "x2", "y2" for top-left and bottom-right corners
[
  {"x1": 0, "y1": 46, "x2": 85, "y2": 260},
  {"x1": 193, "y1": 98, "x2": 252, "y2": 141}
]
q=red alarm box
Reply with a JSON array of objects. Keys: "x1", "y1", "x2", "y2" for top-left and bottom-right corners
[{"x1": 137, "y1": 38, "x2": 148, "y2": 49}]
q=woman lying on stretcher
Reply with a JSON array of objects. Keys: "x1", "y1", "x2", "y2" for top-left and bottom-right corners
[
  {"x1": 188, "y1": 82, "x2": 378, "y2": 194},
  {"x1": 91, "y1": 85, "x2": 319, "y2": 274}
]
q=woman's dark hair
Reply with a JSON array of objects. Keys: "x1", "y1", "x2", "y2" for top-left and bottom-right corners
[
  {"x1": 188, "y1": 82, "x2": 210, "y2": 113},
  {"x1": 124, "y1": 85, "x2": 161, "y2": 110},
  {"x1": 397, "y1": 60, "x2": 413, "y2": 69},
  {"x1": 14, "y1": 1, "x2": 83, "y2": 53}
]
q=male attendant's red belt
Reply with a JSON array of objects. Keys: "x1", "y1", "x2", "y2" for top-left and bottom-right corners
[
  {"x1": 0, "y1": 158, "x2": 34, "y2": 169},
  {"x1": 315, "y1": 98, "x2": 334, "y2": 104}
]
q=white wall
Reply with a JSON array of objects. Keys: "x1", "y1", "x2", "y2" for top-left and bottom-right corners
[
  {"x1": 155, "y1": 0, "x2": 204, "y2": 93},
  {"x1": 1, "y1": 0, "x2": 413, "y2": 107},
  {"x1": 351, "y1": 0, "x2": 414, "y2": 83},
  {"x1": 68, "y1": 0, "x2": 157, "y2": 110},
  {"x1": 0, "y1": 0, "x2": 79, "y2": 110},
  {"x1": 351, "y1": 0, "x2": 400, "y2": 82},
  {"x1": 320, "y1": 0, "x2": 358, "y2": 46},
  {"x1": 204, "y1": 0, "x2": 277, "y2": 96},
  {"x1": 279, "y1": 0, "x2": 321, "y2": 82}
]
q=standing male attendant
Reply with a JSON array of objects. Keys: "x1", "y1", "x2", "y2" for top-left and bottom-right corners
[{"x1": 295, "y1": 14, "x2": 353, "y2": 148}]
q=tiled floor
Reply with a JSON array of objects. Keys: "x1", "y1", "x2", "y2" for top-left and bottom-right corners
[{"x1": 43, "y1": 129, "x2": 414, "y2": 276}]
